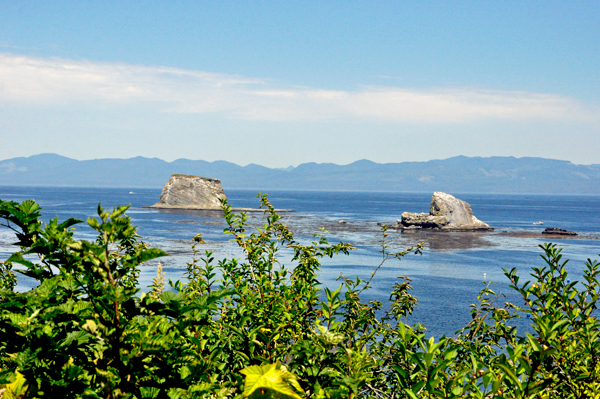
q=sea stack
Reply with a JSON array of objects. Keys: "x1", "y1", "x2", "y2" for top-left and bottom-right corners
[
  {"x1": 397, "y1": 192, "x2": 493, "y2": 231},
  {"x1": 150, "y1": 174, "x2": 227, "y2": 210}
]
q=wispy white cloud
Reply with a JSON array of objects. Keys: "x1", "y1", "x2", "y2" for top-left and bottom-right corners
[
  {"x1": 0, "y1": 42, "x2": 40, "y2": 51},
  {"x1": 0, "y1": 53, "x2": 596, "y2": 123}
]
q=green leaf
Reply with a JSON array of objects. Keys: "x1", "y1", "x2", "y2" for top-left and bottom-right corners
[
  {"x1": 240, "y1": 363, "x2": 304, "y2": 399},
  {"x1": 496, "y1": 363, "x2": 522, "y2": 391},
  {"x1": 0, "y1": 371, "x2": 29, "y2": 399}
]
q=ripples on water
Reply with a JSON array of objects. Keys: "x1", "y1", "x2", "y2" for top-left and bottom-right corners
[{"x1": 1, "y1": 186, "x2": 600, "y2": 338}]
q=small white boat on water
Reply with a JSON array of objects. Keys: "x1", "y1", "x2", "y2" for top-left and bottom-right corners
[{"x1": 533, "y1": 221, "x2": 544, "y2": 225}]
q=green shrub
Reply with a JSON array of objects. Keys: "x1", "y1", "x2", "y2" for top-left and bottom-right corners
[{"x1": 0, "y1": 195, "x2": 599, "y2": 398}]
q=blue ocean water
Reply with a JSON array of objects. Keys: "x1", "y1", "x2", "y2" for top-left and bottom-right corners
[{"x1": 1, "y1": 186, "x2": 599, "y2": 338}]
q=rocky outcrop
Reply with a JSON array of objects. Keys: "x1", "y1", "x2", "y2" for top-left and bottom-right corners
[
  {"x1": 150, "y1": 174, "x2": 226, "y2": 210},
  {"x1": 542, "y1": 227, "x2": 577, "y2": 236},
  {"x1": 394, "y1": 192, "x2": 493, "y2": 231}
]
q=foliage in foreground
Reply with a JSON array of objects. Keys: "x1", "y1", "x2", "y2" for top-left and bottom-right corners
[{"x1": 0, "y1": 195, "x2": 599, "y2": 398}]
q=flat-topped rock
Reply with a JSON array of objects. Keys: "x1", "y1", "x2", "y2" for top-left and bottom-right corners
[
  {"x1": 542, "y1": 227, "x2": 577, "y2": 236},
  {"x1": 150, "y1": 174, "x2": 226, "y2": 210},
  {"x1": 148, "y1": 174, "x2": 294, "y2": 212},
  {"x1": 395, "y1": 192, "x2": 493, "y2": 231}
]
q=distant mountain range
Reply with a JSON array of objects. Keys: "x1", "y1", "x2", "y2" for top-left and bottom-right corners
[{"x1": 1, "y1": 153, "x2": 600, "y2": 194}]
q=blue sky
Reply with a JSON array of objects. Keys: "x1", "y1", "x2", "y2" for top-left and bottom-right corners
[{"x1": 0, "y1": 1, "x2": 598, "y2": 167}]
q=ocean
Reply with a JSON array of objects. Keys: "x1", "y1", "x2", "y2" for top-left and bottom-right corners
[{"x1": 1, "y1": 186, "x2": 599, "y2": 338}]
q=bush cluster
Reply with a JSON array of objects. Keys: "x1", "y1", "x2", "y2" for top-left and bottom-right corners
[{"x1": 0, "y1": 195, "x2": 599, "y2": 398}]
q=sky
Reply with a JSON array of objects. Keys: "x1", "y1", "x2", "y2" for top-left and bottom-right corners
[{"x1": 0, "y1": 1, "x2": 598, "y2": 167}]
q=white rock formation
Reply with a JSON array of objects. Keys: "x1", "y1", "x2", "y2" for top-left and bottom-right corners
[
  {"x1": 150, "y1": 174, "x2": 226, "y2": 210},
  {"x1": 398, "y1": 192, "x2": 492, "y2": 231}
]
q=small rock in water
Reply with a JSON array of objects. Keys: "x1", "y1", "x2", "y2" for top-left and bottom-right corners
[
  {"x1": 542, "y1": 227, "x2": 577, "y2": 236},
  {"x1": 338, "y1": 220, "x2": 347, "y2": 224}
]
